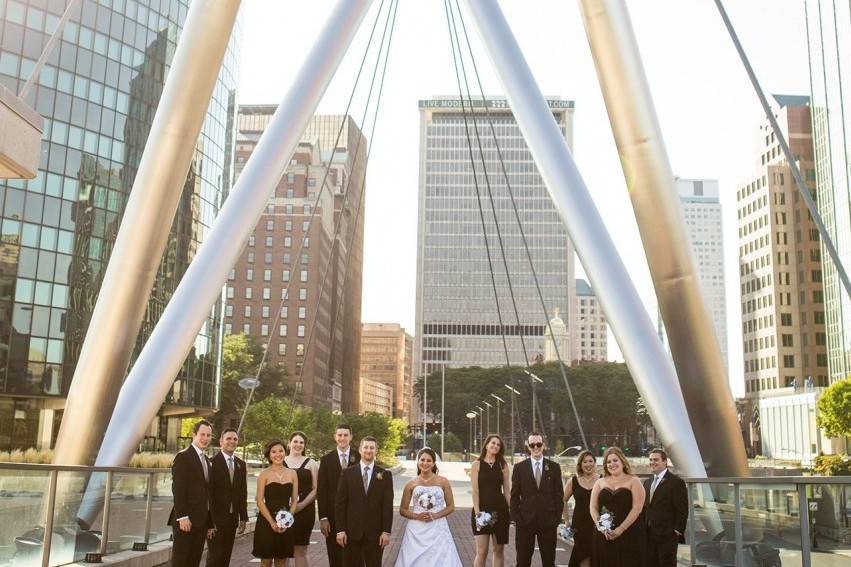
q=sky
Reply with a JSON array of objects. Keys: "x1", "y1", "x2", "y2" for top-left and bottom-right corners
[{"x1": 236, "y1": 0, "x2": 812, "y2": 397}]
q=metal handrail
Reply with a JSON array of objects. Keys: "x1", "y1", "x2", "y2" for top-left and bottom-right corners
[
  {"x1": 0, "y1": 463, "x2": 167, "y2": 473},
  {"x1": 683, "y1": 475, "x2": 851, "y2": 485}
]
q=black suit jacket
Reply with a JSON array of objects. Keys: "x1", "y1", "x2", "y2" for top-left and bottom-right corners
[
  {"x1": 209, "y1": 451, "x2": 248, "y2": 524},
  {"x1": 644, "y1": 471, "x2": 688, "y2": 543},
  {"x1": 168, "y1": 446, "x2": 213, "y2": 527},
  {"x1": 317, "y1": 448, "x2": 360, "y2": 522},
  {"x1": 510, "y1": 457, "x2": 564, "y2": 528},
  {"x1": 334, "y1": 463, "x2": 393, "y2": 541}
]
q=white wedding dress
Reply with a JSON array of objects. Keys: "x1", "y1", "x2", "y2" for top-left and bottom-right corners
[{"x1": 394, "y1": 485, "x2": 463, "y2": 567}]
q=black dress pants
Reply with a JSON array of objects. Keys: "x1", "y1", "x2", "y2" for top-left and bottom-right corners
[
  {"x1": 172, "y1": 520, "x2": 208, "y2": 567},
  {"x1": 343, "y1": 537, "x2": 382, "y2": 567},
  {"x1": 646, "y1": 531, "x2": 679, "y2": 567},
  {"x1": 325, "y1": 524, "x2": 344, "y2": 567},
  {"x1": 515, "y1": 516, "x2": 557, "y2": 567},
  {"x1": 205, "y1": 513, "x2": 237, "y2": 567}
]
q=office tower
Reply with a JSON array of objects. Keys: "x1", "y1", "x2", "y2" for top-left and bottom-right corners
[
  {"x1": 573, "y1": 279, "x2": 607, "y2": 362},
  {"x1": 415, "y1": 96, "x2": 577, "y2": 377},
  {"x1": 225, "y1": 108, "x2": 366, "y2": 411},
  {"x1": 806, "y1": 0, "x2": 851, "y2": 385},
  {"x1": 657, "y1": 178, "x2": 728, "y2": 366},
  {"x1": 359, "y1": 377, "x2": 394, "y2": 417},
  {"x1": 0, "y1": 1, "x2": 239, "y2": 450},
  {"x1": 359, "y1": 322, "x2": 414, "y2": 421},
  {"x1": 737, "y1": 95, "x2": 827, "y2": 396}
]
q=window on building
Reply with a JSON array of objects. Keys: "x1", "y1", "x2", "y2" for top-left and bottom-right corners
[
  {"x1": 781, "y1": 334, "x2": 793, "y2": 347},
  {"x1": 225, "y1": 305, "x2": 233, "y2": 317},
  {"x1": 298, "y1": 307, "x2": 306, "y2": 319},
  {"x1": 262, "y1": 306, "x2": 270, "y2": 318},
  {"x1": 248, "y1": 235, "x2": 255, "y2": 247},
  {"x1": 266, "y1": 220, "x2": 274, "y2": 231},
  {"x1": 264, "y1": 269, "x2": 272, "y2": 282},
  {"x1": 296, "y1": 343, "x2": 305, "y2": 356},
  {"x1": 780, "y1": 313, "x2": 792, "y2": 326},
  {"x1": 261, "y1": 324, "x2": 269, "y2": 336},
  {"x1": 228, "y1": 269, "x2": 235, "y2": 281},
  {"x1": 263, "y1": 287, "x2": 271, "y2": 300},
  {"x1": 246, "y1": 269, "x2": 253, "y2": 281},
  {"x1": 297, "y1": 325, "x2": 305, "y2": 337},
  {"x1": 281, "y1": 306, "x2": 288, "y2": 318},
  {"x1": 299, "y1": 288, "x2": 307, "y2": 300},
  {"x1": 279, "y1": 324, "x2": 288, "y2": 337},
  {"x1": 278, "y1": 343, "x2": 287, "y2": 356},
  {"x1": 300, "y1": 270, "x2": 308, "y2": 282},
  {"x1": 243, "y1": 323, "x2": 251, "y2": 335},
  {"x1": 226, "y1": 286, "x2": 234, "y2": 299},
  {"x1": 783, "y1": 355, "x2": 795, "y2": 368},
  {"x1": 284, "y1": 236, "x2": 292, "y2": 248},
  {"x1": 264, "y1": 252, "x2": 272, "y2": 264},
  {"x1": 283, "y1": 270, "x2": 290, "y2": 281},
  {"x1": 224, "y1": 323, "x2": 232, "y2": 334},
  {"x1": 245, "y1": 288, "x2": 253, "y2": 299},
  {"x1": 247, "y1": 251, "x2": 255, "y2": 263},
  {"x1": 244, "y1": 305, "x2": 251, "y2": 317},
  {"x1": 265, "y1": 236, "x2": 273, "y2": 247}
]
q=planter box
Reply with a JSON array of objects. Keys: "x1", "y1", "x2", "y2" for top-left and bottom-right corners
[{"x1": 0, "y1": 84, "x2": 43, "y2": 179}]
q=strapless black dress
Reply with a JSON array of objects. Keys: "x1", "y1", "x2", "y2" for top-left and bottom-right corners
[
  {"x1": 591, "y1": 487, "x2": 646, "y2": 567},
  {"x1": 252, "y1": 482, "x2": 295, "y2": 559}
]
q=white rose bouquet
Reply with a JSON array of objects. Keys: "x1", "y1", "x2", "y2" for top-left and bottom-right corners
[
  {"x1": 596, "y1": 507, "x2": 615, "y2": 533},
  {"x1": 474, "y1": 511, "x2": 498, "y2": 531},
  {"x1": 416, "y1": 492, "x2": 436, "y2": 511},
  {"x1": 275, "y1": 508, "x2": 295, "y2": 530},
  {"x1": 558, "y1": 524, "x2": 575, "y2": 542}
]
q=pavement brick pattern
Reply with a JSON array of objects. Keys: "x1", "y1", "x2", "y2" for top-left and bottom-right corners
[{"x1": 214, "y1": 508, "x2": 573, "y2": 566}]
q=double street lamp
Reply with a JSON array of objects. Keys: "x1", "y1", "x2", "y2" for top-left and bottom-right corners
[
  {"x1": 504, "y1": 384, "x2": 520, "y2": 464},
  {"x1": 466, "y1": 411, "x2": 477, "y2": 457},
  {"x1": 490, "y1": 394, "x2": 505, "y2": 439},
  {"x1": 523, "y1": 369, "x2": 544, "y2": 433}
]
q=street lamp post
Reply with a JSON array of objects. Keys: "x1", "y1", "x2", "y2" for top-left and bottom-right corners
[
  {"x1": 505, "y1": 384, "x2": 520, "y2": 464},
  {"x1": 441, "y1": 365, "x2": 445, "y2": 459},
  {"x1": 476, "y1": 406, "x2": 485, "y2": 449},
  {"x1": 524, "y1": 369, "x2": 544, "y2": 433},
  {"x1": 422, "y1": 373, "x2": 427, "y2": 451},
  {"x1": 483, "y1": 401, "x2": 492, "y2": 434},
  {"x1": 466, "y1": 411, "x2": 476, "y2": 459},
  {"x1": 491, "y1": 394, "x2": 505, "y2": 440}
]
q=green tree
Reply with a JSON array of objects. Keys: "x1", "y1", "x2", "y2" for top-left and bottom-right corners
[
  {"x1": 427, "y1": 432, "x2": 462, "y2": 453},
  {"x1": 816, "y1": 378, "x2": 851, "y2": 438},
  {"x1": 213, "y1": 334, "x2": 292, "y2": 435}
]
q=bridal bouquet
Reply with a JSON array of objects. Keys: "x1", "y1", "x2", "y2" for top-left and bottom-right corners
[
  {"x1": 596, "y1": 508, "x2": 615, "y2": 533},
  {"x1": 416, "y1": 492, "x2": 436, "y2": 510},
  {"x1": 558, "y1": 524, "x2": 575, "y2": 542},
  {"x1": 474, "y1": 511, "x2": 498, "y2": 531},
  {"x1": 275, "y1": 509, "x2": 295, "y2": 530}
]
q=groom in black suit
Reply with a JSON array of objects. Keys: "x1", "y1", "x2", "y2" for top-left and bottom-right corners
[
  {"x1": 335, "y1": 436, "x2": 393, "y2": 567},
  {"x1": 510, "y1": 432, "x2": 564, "y2": 567},
  {"x1": 206, "y1": 428, "x2": 248, "y2": 567},
  {"x1": 318, "y1": 424, "x2": 361, "y2": 567},
  {"x1": 644, "y1": 448, "x2": 688, "y2": 567},
  {"x1": 168, "y1": 419, "x2": 214, "y2": 567}
]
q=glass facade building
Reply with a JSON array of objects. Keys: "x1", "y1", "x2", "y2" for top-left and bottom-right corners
[
  {"x1": 0, "y1": 0, "x2": 240, "y2": 449},
  {"x1": 806, "y1": 0, "x2": 851, "y2": 384},
  {"x1": 415, "y1": 96, "x2": 577, "y2": 377}
]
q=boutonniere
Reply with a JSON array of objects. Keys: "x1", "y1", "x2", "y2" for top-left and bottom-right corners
[
  {"x1": 349, "y1": 456, "x2": 356, "y2": 465},
  {"x1": 375, "y1": 472, "x2": 384, "y2": 481},
  {"x1": 544, "y1": 464, "x2": 550, "y2": 473}
]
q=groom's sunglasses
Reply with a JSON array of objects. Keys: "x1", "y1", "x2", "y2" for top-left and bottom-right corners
[{"x1": 528, "y1": 443, "x2": 543, "y2": 449}]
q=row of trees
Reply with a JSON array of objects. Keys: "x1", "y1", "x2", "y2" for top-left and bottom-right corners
[
  {"x1": 416, "y1": 361, "x2": 650, "y2": 455},
  {"x1": 208, "y1": 334, "x2": 406, "y2": 465},
  {"x1": 814, "y1": 378, "x2": 851, "y2": 476}
]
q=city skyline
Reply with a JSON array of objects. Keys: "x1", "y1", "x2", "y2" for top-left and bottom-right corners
[{"x1": 238, "y1": 0, "x2": 811, "y2": 397}]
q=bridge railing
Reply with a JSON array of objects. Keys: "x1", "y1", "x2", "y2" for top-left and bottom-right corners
[{"x1": 683, "y1": 476, "x2": 851, "y2": 567}]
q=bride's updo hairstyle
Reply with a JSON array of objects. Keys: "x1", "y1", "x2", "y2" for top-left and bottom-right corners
[{"x1": 417, "y1": 447, "x2": 439, "y2": 475}]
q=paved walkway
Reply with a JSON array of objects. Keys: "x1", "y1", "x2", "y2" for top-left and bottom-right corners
[{"x1": 215, "y1": 509, "x2": 574, "y2": 566}]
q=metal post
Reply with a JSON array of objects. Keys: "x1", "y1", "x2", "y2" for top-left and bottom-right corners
[
  {"x1": 142, "y1": 473, "x2": 154, "y2": 548},
  {"x1": 53, "y1": 0, "x2": 242, "y2": 467},
  {"x1": 576, "y1": 0, "x2": 747, "y2": 476},
  {"x1": 464, "y1": 0, "x2": 705, "y2": 477},
  {"x1": 423, "y1": 373, "x2": 428, "y2": 449},
  {"x1": 99, "y1": 471, "x2": 114, "y2": 557},
  {"x1": 440, "y1": 365, "x2": 445, "y2": 459},
  {"x1": 510, "y1": 389, "x2": 516, "y2": 465},
  {"x1": 798, "y1": 483, "x2": 811, "y2": 567},
  {"x1": 89, "y1": 0, "x2": 374, "y2": 475},
  {"x1": 734, "y1": 483, "x2": 743, "y2": 567},
  {"x1": 41, "y1": 470, "x2": 58, "y2": 567},
  {"x1": 532, "y1": 380, "x2": 537, "y2": 433},
  {"x1": 687, "y1": 483, "x2": 696, "y2": 565}
]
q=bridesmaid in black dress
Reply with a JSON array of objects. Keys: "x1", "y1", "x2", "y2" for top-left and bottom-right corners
[
  {"x1": 283, "y1": 431, "x2": 318, "y2": 567},
  {"x1": 564, "y1": 450, "x2": 599, "y2": 567},
  {"x1": 253, "y1": 439, "x2": 298, "y2": 566},
  {"x1": 470, "y1": 434, "x2": 510, "y2": 567},
  {"x1": 590, "y1": 447, "x2": 646, "y2": 567}
]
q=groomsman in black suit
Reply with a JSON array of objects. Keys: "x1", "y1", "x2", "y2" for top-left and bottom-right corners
[
  {"x1": 510, "y1": 432, "x2": 564, "y2": 567},
  {"x1": 335, "y1": 436, "x2": 393, "y2": 567},
  {"x1": 206, "y1": 428, "x2": 248, "y2": 567},
  {"x1": 644, "y1": 448, "x2": 688, "y2": 567},
  {"x1": 318, "y1": 424, "x2": 360, "y2": 567},
  {"x1": 168, "y1": 419, "x2": 214, "y2": 567}
]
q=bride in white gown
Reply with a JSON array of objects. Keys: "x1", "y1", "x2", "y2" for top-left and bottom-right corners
[{"x1": 395, "y1": 448, "x2": 463, "y2": 567}]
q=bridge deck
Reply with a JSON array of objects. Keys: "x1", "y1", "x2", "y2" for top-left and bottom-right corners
[{"x1": 217, "y1": 509, "x2": 573, "y2": 566}]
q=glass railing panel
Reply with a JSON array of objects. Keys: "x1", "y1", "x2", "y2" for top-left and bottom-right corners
[
  {"x1": 688, "y1": 482, "x2": 740, "y2": 566},
  {"x1": 47, "y1": 471, "x2": 100, "y2": 566},
  {"x1": 808, "y1": 482, "x2": 851, "y2": 563},
  {"x1": 106, "y1": 472, "x2": 151, "y2": 553},
  {"x1": 147, "y1": 471, "x2": 174, "y2": 544},
  {"x1": 0, "y1": 468, "x2": 51, "y2": 566},
  {"x1": 739, "y1": 482, "x2": 801, "y2": 567}
]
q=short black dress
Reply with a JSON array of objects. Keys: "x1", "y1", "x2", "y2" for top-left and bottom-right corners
[
  {"x1": 287, "y1": 458, "x2": 315, "y2": 546},
  {"x1": 591, "y1": 487, "x2": 645, "y2": 567},
  {"x1": 470, "y1": 459, "x2": 510, "y2": 544},
  {"x1": 252, "y1": 482, "x2": 295, "y2": 559},
  {"x1": 568, "y1": 476, "x2": 594, "y2": 567}
]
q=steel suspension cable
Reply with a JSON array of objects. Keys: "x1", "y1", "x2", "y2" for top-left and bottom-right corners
[
  {"x1": 237, "y1": 0, "x2": 391, "y2": 434},
  {"x1": 445, "y1": 1, "x2": 549, "y2": 441},
  {"x1": 452, "y1": 0, "x2": 588, "y2": 448},
  {"x1": 442, "y1": 0, "x2": 532, "y2": 442}
]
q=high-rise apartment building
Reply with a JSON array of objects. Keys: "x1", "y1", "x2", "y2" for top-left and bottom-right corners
[
  {"x1": 415, "y1": 96, "x2": 577, "y2": 377},
  {"x1": 359, "y1": 323, "x2": 414, "y2": 422},
  {"x1": 737, "y1": 95, "x2": 827, "y2": 397},
  {"x1": 225, "y1": 108, "x2": 366, "y2": 411},
  {"x1": 360, "y1": 377, "x2": 393, "y2": 417},
  {"x1": 806, "y1": 1, "x2": 851, "y2": 385},
  {"x1": 0, "y1": 1, "x2": 239, "y2": 450},
  {"x1": 573, "y1": 279, "x2": 607, "y2": 362}
]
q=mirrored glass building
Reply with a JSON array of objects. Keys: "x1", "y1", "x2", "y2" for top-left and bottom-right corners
[{"x1": 0, "y1": 0, "x2": 239, "y2": 450}]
